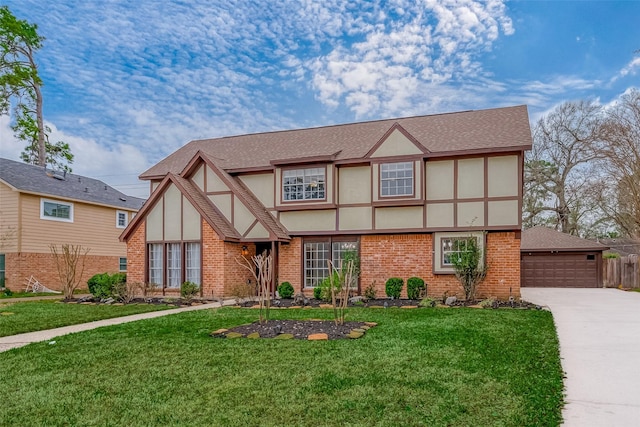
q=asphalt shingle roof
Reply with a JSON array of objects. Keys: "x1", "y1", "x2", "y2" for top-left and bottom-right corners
[
  {"x1": 0, "y1": 157, "x2": 145, "y2": 210},
  {"x1": 140, "y1": 105, "x2": 532, "y2": 179},
  {"x1": 521, "y1": 226, "x2": 609, "y2": 252}
]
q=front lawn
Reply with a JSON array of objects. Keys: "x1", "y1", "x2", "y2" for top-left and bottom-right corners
[
  {"x1": 0, "y1": 300, "x2": 175, "y2": 337},
  {"x1": 0, "y1": 307, "x2": 563, "y2": 426}
]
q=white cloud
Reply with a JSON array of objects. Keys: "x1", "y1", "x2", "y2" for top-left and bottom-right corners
[
  {"x1": 611, "y1": 57, "x2": 640, "y2": 83},
  {"x1": 308, "y1": 0, "x2": 515, "y2": 117}
]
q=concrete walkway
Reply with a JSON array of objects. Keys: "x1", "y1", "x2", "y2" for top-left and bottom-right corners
[
  {"x1": 521, "y1": 288, "x2": 640, "y2": 427},
  {"x1": 0, "y1": 299, "x2": 237, "y2": 353}
]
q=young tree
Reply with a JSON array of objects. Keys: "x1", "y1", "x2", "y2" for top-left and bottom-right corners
[
  {"x1": 50, "y1": 244, "x2": 89, "y2": 300},
  {"x1": 450, "y1": 236, "x2": 487, "y2": 301},
  {"x1": 236, "y1": 250, "x2": 273, "y2": 324},
  {"x1": 0, "y1": 6, "x2": 73, "y2": 171}
]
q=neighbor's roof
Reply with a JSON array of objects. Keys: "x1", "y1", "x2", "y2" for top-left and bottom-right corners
[
  {"x1": 521, "y1": 227, "x2": 609, "y2": 252},
  {"x1": 0, "y1": 157, "x2": 145, "y2": 210},
  {"x1": 141, "y1": 105, "x2": 532, "y2": 179}
]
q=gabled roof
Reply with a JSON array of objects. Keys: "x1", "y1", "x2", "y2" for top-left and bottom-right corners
[
  {"x1": 182, "y1": 152, "x2": 290, "y2": 241},
  {"x1": 521, "y1": 227, "x2": 609, "y2": 252},
  {"x1": 0, "y1": 157, "x2": 144, "y2": 210},
  {"x1": 120, "y1": 173, "x2": 241, "y2": 242},
  {"x1": 141, "y1": 105, "x2": 532, "y2": 179}
]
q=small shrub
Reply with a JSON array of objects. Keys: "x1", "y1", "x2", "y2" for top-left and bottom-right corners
[
  {"x1": 603, "y1": 252, "x2": 620, "y2": 259},
  {"x1": 419, "y1": 297, "x2": 436, "y2": 307},
  {"x1": 87, "y1": 273, "x2": 117, "y2": 299},
  {"x1": 406, "y1": 277, "x2": 425, "y2": 300},
  {"x1": 313, "y1": 286, "x2": 322, "y2": 300},
  {"x1": 363, "y1": 282, "x2": 377, "y2": 300},
  {"x1": 2, "y1": 288, "x2": 13, "y2": 297},
  {"x1": 141, "y1": 282, "x2": 159, "y2": 298},
  {"x1": 480, "y1": 298, "x2": 498, "y2": 309},
  {"x1": 385, "y1": 277, "x2": 403, "y2": 299},
  {"x1": 181, "y1": 281, "x2": 200, "y2": 302},
  {"x1": 277, "y1": 282, "x2": 294, "y2": 299},
  {"x1": 230, "y1": 283, "x2": 255, "y2": 303},
  {"x1": 112, "y1": 281, "x2": 139, "y2": 304},
  {"x1": 317, "y1": 272, "x2": 340, "y2": 302}
]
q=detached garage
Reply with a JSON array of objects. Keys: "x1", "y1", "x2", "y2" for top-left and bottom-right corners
[{"x1": 521, "y1": 226, "x2": 609, "y2": 288}]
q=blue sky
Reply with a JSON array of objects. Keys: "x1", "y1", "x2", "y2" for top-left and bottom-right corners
[{"x1": 1, "y1": 0, "x2": 638, "y2": 198}]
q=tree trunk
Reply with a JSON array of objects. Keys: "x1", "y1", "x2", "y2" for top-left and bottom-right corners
[{"x1": 34, "y1": 82, "x2": 45, "y2": 167}]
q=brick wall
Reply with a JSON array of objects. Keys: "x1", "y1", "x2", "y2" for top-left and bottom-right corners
[
  {"x1": 201, "y1": 220, "x2": 225, "y2": 298},
  {"x1": 5, "y1": 251, "x2": 123, "y2": 292},
  {"x1": 359, "y1": 232, "x2": 520, "y2": 300},
  {"x1": 223, "y1": 241, "x2": 256, "y2": 297},
  {"x1": 126, "y1": 222, "x2": 145, "y2": 284},
  {"x1": 278, "y1": 238, "x2": 302, "y2": 292}
]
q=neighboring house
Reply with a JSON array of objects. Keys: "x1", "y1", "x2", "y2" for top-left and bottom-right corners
[
  {"x1": 521, "y1": 226, "x2": 609, "y2": 288},
  {"x1": 0, "y1": 158, "x2": 145, "y2": 291},
  {"x1": 121, "y1": 105, "x2": 532, "y2": 299}
]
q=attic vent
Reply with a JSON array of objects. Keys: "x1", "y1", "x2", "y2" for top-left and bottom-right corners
[{"x1": 119, "y1": 197, "x2": 126, "y2": 202}]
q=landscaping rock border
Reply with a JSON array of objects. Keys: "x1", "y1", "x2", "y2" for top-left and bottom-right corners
[{"x1": 211, "y1": 320, "x2": 378, "y2": 340}]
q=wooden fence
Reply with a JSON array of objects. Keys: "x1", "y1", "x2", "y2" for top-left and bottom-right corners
[{"x1": 603, "y1": 255, "x2": 639, "y2": 288}]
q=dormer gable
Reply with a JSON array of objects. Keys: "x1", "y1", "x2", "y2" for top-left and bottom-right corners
[{"x1": 366, "y1": 123, "x2": 428, "y2": 159}]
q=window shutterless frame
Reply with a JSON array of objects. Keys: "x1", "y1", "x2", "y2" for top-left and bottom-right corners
[
  {"x1": 281, "y1": 166, "x2": 327, "y2": 202},
  {"x1": 379, "y1": 162, "x2": 414, "y2": 198},
  {"x1": 40, "y1": 198, "x2": 74, "y2": 222}
]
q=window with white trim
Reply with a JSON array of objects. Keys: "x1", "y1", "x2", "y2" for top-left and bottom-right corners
[
  {"x1": 185, "y1": 243, "x2": 201, "y2": 285},
  {"x1": 283, "y1": 168, "x2": 326, "y2": 201},
  {"x1": 148, "y1": 244, "x2": 163, "y2": 286},
  {"x1": 380, "y1": 162, "x2": 413, "y2": 197},
  {"x1": 147, "y1": 242, "x2": 202, "y2": 288},
  {"x1": 116, "y1": 211, "x2": 128, "y2": 228},
  {"x1": 303, "y1": 238, "x2": 359, "y2": 288},
  {"x1": 166, "y1": 243, "x2": 181, "y2": 288},
  {"x1": 434, "y1": 232, "x2": 485, "y2": 274},
  {"x1": 40, "y1": 198, "x2": 73, "y2": 222}
]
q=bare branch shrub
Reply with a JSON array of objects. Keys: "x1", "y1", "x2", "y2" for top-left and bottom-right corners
[
  {"x1": 50, "y1": 244, "x2": 90, "y2": 300},
  {"x1": 236, "y1": 251, "x2": 272, "y2": 324},
  {"x1": 112, "y1": 281, "x2": 139, "y2": 304}
]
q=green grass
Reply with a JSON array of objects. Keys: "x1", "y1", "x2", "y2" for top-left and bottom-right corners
[
  {"x1": 0, "y1": 307, "x2": 563, "y2": 426},
  {"x1": 0, "y1": 289, "x2": 88, "y2": 299},
  {"x1": 0, "y1": 300, "x2": 175, "y2": 336}
]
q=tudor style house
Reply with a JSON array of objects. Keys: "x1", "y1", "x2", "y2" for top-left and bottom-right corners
[
  {"x1": 0, "y1": 158, "x2": 145, "y2": 291},
  {"x1": 121, "y1": 105, "x2": 532, "y2": 299}
]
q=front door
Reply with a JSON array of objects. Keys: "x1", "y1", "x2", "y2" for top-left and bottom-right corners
[{"x1": 255, "y1": 242, "x2": 276, "y2": 294}]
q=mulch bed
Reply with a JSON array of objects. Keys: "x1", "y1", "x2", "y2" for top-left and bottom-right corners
[{"x1": 221, "y1": 319, "x2": 371, "y2": 340}]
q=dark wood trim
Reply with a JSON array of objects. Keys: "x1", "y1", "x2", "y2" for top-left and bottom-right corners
[
  {"x1": 453, "y1": 160, "x2": 458, "y2": 227},
  {"x1": 242, "y1": 219, "x2": 260, "y2": 238},
  {"x1": 271, "y1": 153, "x2": 338, "y2": 166},
  {"x1": 483, "y1": 157, "x2": 489, "y2": 228},
  {"x1": 364, "y1": 122, "x2": 428, "y2": 158},
  {"x1": 372, "y1": 199, "x2": 424, "y2": 208},
  {"x1": 337, "y1": 202, "x2": 371, "y2": 208},
  {"x1": 206, "y1": 190, "x2": 233, "y2": 196},
  {"x1": 425, "y1": 146, "x2": 529, "y2": 159},
  {"x1": 226, "y1": 166, "x2": 275, "y2": 175},
  {"x1": 276, "y1": 203, "x2": 337, "y2": 212}
]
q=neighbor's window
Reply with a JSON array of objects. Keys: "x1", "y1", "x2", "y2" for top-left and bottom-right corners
[
  {"x1": 283, "y1": 167, "x2": 326, "y2": 201},
  {"x1": 119, "y1": 257, "x2": 127, "y2": 272},
  {"x1": 116, "y1": 211, "x2": 128, "y2": 228},
  {"x1": 380, "y1": 162, "x2": 413, "y2": 197},
  {"x1": 40, "y1": 198, "x2": 73, "y2": 222},
  {"x1": 304, "y1": 238, "x2": 359, "y2": 288}
]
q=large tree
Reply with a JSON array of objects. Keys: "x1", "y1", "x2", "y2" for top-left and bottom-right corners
[
  {"x1": 598, "y1": 89, "x2": 640, "y2": 238},
  {"x1": 524, "y1": 101, "x2": 607, "y2": 236},
  {"x1": 0, "y1": 5, "x2": 72, "y2": 171}
]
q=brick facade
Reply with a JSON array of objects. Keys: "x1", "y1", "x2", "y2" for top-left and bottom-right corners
[
  {"x1": 124, "y1": 227, "x2": 519, "y2": 300},
  {"x1": 4, "y1": 251, "x2": 124, "y2": 292}
]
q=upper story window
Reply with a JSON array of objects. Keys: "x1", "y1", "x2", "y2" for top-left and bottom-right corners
[
  {"x1": 40, "y1": 198, "x2": 73, "y2": 222},
  {"x1": 380, "y1": 162, "x2": 413, "y2": 197},
  {"x1": 116, "y1": 210, "x2": 128, "y2": 228},
  {"x1": 283, "y1": 167, "x2": 325, "y2": 201}
]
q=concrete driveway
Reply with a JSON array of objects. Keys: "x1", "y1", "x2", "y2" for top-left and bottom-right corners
[{"x1": 521, "y1": 288, "x2": 640, "y2": 426}]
